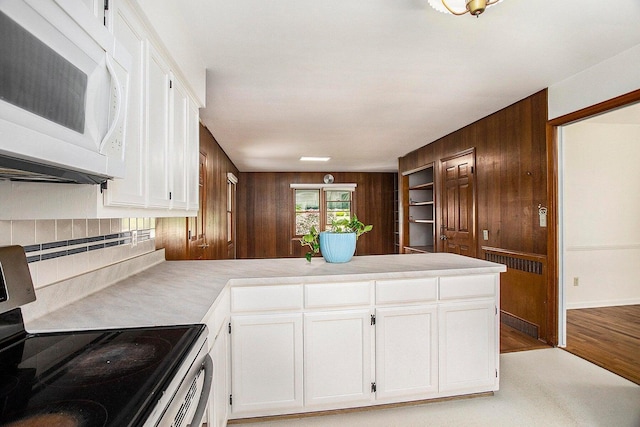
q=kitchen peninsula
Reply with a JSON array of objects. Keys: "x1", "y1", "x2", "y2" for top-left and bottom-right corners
[{"x1": 25, "y1": 252, "x2": 505, "y2": 425}]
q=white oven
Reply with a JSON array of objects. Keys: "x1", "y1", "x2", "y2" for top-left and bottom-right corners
[
  {"x1": 146, "y1": 331, "x2": 214, "y2": 427},
  {"x1": 0, "y1": 0, "x2": 131, "y2": 184}
]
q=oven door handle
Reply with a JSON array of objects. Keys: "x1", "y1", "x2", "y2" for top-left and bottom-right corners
[{"x1": 190, "y1": 354, "x2": 213, "y2": 427}]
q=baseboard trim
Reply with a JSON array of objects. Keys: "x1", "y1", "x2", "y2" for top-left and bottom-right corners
[
  {"x1": 566, "y1": 299, "x2": 640, "y2": 309},
  {"x1": 500, "y1": 311, "x2": 539, "y2": 339}
]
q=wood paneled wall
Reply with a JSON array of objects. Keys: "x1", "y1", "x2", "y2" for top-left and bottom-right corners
[
  {"x1": 399, "y1": 90, "x2": 550, "y2": 342},
  {"x1": 236, "y1": 172, "x2": 397, "y2": 259},
  {"x1": 155, "y1": 124, "x2": 239, "y2": 260},
  {"x1": 399, "y1": 90, "x2": 548, "y2": 257}
]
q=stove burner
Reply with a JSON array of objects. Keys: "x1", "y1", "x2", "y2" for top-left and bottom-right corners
[
  {"x1": 4, "y1": 400, "x2": 108, "y2": 427},
  {"x1": 51, "y1": 336, "x2": 172, "y2": 386}
]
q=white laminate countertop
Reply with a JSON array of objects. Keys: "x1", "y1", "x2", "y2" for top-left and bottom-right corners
[{"x1": 26, "y1": 253, "x2": 505, "y2": 332}]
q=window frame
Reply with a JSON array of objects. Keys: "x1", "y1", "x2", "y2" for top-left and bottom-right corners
[{"x1": 291, "y1": 183, "x2": 357, "y2": 238}]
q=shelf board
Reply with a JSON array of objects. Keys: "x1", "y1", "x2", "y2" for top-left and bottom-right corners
[
  {"x1": 409, "y1": 219, "x2": 435, "y2": 224},
  {"x1": 409, "y1": 182, "x2": 434, "y2": 190},
  {"x1": 409, "y1": 201, "x2": 434, "y2": 206}
]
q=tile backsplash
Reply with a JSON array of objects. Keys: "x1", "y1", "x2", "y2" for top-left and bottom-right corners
[{"x1": 0, "y1": 218, "x2": 156, "y2": 288}]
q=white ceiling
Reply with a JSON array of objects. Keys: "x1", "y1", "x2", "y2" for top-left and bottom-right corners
[{"x1": 175, "y1": 0, "x2": 640, "y2": 172}]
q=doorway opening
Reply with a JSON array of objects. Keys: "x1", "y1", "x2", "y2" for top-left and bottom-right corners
[{"x1": 549, "y1": 92, "x2": 640, "y2": 383}]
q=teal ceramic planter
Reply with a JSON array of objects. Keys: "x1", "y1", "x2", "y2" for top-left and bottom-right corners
[{"x1": 319, "y1": 232, "x2": 356, "y2": 263}]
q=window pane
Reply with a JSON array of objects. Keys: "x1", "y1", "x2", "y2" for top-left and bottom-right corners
[
  {"x1": 295, "y1": 190, "x2": 320, "y2": 212},
  {"x1": 325, "y1": 190, "x2": 351, "y2": 202},
  {"x1": 296, "y1": 212, "x2": 320, "y2": 236},
  {"x1": 295, "y1": 189, "x2": 320, "y2": 235}
]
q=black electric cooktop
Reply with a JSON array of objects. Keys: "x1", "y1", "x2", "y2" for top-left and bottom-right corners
[{"x1": 0, "y1": 308, "x2": 205, "y2": 427}]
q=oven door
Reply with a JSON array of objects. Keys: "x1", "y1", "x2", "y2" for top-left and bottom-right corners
[{"x1": 144, "y1": 336, "x2": 213, "y2": 427}]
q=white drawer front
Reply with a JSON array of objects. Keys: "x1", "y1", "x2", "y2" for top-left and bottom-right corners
[
  {"x1": 305, "y1": 281, "x2": 371, "y2": 309},
  {"x1": 375, "y1": 278, "x2": 438, "y2": 304},
  {"x1": 231, "y1": 285, "x2": 303, "y2": 312},
  {"x1": 439, "y1": 275, "x2": 496, "y2": 300}
]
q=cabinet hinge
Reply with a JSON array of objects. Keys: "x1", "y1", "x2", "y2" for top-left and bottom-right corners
[
  {"x1": 228, "y1": 322, "x2": 231, "y2": 334},
  {"x1": 229, "y1": 394, "x2": 232, "y2": 405},
  {"x1": 370, "y1": 314, "x2": 376, "y2": 326},
  {"x1": 495, "y1": 306, "x2": 498, "y2": 316},
  {"x1": 496, "y1": 369, "x2": 498, "y2": 378},
  {"x1": 169, "y1": 191, "x2": 172, "y2": 200},
  {"x1": 103, "y1": 0, "x2": 109, "y2": 26},
  {"x1": 471, "y1": 166, "x2": 474, "y2": 174},
  {"x1": 169, "y1": 80, "x2": 173, "y2": 89},
  {"x1": 371, "y1": 382, "x2": 376, "y2": 393}
]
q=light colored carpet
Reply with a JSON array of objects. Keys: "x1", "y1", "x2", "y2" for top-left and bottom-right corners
[{"x1": 229, "y1": 348, "x2": 640, "y2": 426}]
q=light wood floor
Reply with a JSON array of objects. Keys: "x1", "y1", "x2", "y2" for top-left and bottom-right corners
[{"x1": 564, "y1": 304, "x2": 640, "y2": 385}]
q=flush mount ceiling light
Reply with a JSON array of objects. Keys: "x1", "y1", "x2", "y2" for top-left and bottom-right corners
[
  {"x1": 428, "y1": 0, "x2": 502, "y2": 17},
  {"x1": 300, "y1": 156, "x2": 331, "y2": 162}
]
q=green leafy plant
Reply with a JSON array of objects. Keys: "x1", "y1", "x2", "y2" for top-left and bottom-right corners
[
  {"x1": 329, "y1": 215, "x2": 373, "y2": 237},
  {"x1": 301, "y1": 225, "x2": 320, "y2": 262},
  {"x1": 300, "y1": 215, "x2": 373, "y2": 262}
]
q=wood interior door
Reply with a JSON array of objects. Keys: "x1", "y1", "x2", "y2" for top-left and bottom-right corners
[
  {"x1": 188, "y1": 152, "x2": 208, "y2": 259},
  {"x1": 440, "y1": 150, "x2": 476, "y2": 257}
]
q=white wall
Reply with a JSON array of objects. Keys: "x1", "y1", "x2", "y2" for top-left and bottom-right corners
[
  {"x1": 562, "y1": 122, "x2": 640, "y2": 308},
  {"x1": 549, "y1": 44, "x2": 640, "y2": 119}
]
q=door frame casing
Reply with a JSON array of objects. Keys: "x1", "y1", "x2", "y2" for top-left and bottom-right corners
[{"x1": 546, "y1": 88, "x2": 640, "y2": 347}]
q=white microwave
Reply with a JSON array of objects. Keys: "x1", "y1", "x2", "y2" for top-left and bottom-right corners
[{"x1": 0, "y1": 0, "x2": 131, "y2": 184}]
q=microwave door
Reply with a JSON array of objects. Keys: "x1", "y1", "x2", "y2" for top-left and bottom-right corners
[{"x1": 0, "y1": 0, "x2": 129, "y2": 180}]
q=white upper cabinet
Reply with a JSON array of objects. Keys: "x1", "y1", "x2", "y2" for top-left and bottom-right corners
[
  {"x1": 187, "y1": 99, "x2": 200, "y2": 211},
  {"x1": 169, "y1": 75, "x2": 189, "y2": 209},
  {"x1": 104, "y1": 0, "x2": 146, "y2": 207},
  {"x1": 107, "y1": 0, "x2": 199, "y2": 214},
  {"x1": 145, "y1": 42, "x2": 171, "y2": 208}
]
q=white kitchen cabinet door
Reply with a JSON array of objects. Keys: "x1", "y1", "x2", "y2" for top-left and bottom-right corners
[
  {"x1": 210, "y1": 327, "x2": 229, "y2": 427},
  {"x1": 145, "y1": 42, "x2": 171, "y2": 208},
  {"x1": 438, "y1": 300, "x2": 497, "y2": 394},
  {"x1": 304, "y1": 310, "x2": 373, "y2": 408},
  {"x1": 230, "y1": 314, "x2": 304, "y2": 416},
  {"x1": 168, "y1": 75, "x2": 188, "y2": 209},
  {"x1": 104, "y1": 0, "x2": 147, "y2": 207},
  {"x1": 186, "y1": 98, "x2": 200, "y2": 211},
  {"x1": 375, "y1": 305, "x2": 438, "y2": 401}
]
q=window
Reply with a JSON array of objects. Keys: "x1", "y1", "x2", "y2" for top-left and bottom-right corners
[
  {"x1": 295, "y1": 189, "x2": 320, "y2": 236},
  {"x1": 292, "y1": 184, "x2": 356, "y2": 236}
]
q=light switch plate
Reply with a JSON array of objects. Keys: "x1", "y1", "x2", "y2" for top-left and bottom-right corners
[{"x1": 482, "y1": 229, "x2": 489, "y2": 240}]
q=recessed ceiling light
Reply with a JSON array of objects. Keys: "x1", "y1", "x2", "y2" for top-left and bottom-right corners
[{"x1": 300, "y1": 156, "x2": 331, "y2": 162}]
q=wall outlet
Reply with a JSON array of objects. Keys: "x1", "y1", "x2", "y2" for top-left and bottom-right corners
[
  {"x1": 573, "y1": 277, "x2": 579, "y2": 286},
  {"x1": 482, "y1": 229, "x2": 489, "y2": 241},
  {"x1": 131, "y1": 230, "x2": 138, "y2": 247}
]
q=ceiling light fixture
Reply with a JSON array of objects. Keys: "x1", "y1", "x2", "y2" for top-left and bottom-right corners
[
  {"x1": 300, "y1": 156, "x2": 331, "y2": 162},
  {"x1": 428, "y1": 0, "x2": 502, "y2": 17}
]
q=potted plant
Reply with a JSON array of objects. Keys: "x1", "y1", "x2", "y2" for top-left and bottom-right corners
[{"x1": 301, "y1": 215, "x2": 373, "y2": 263}]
